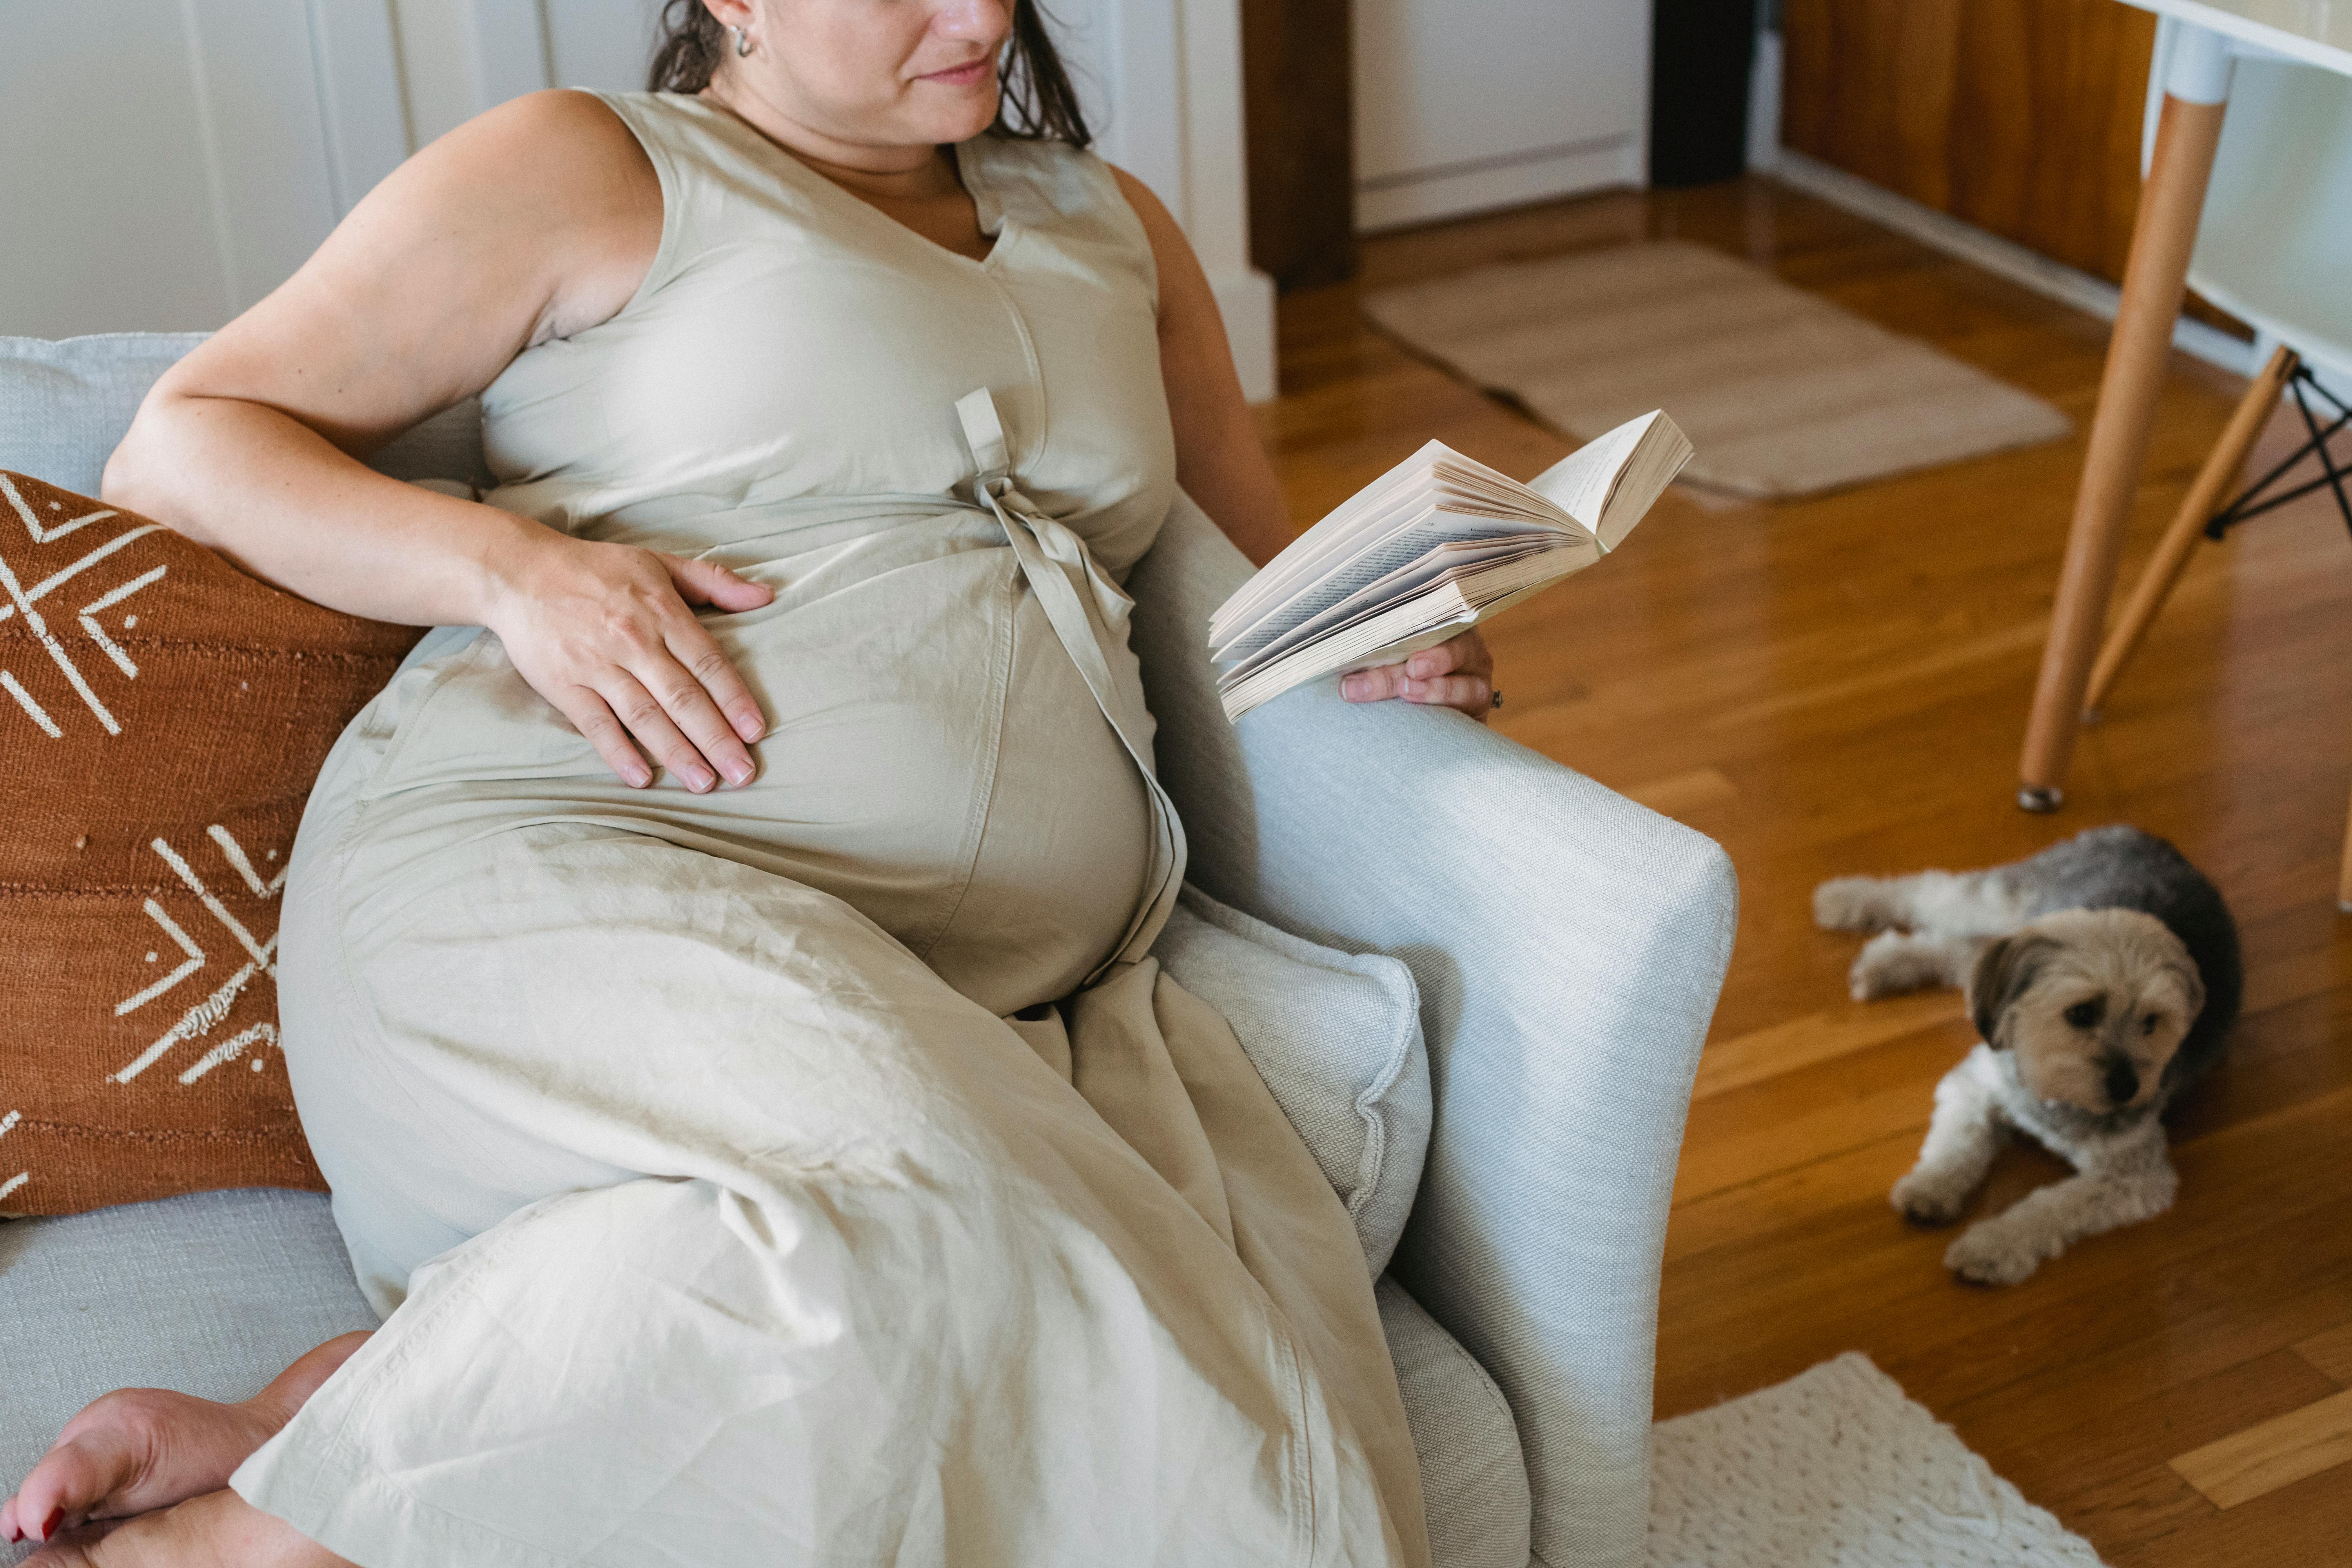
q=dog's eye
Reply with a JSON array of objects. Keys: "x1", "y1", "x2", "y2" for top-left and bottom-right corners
[
  {"x1": 2141, "y1": 1013, "x2": 2160, "y2": 1035},
  {"x1": 2064, "y1": 1000, "x2": 2103, "y2": 1029}
]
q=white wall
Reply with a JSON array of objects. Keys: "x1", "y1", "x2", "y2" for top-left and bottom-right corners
[
  {"x1": 1353, "y1": 0, "x2": 1649, "y2": 230},
  {"x1": 0, "y1": 0, "x2": 407, "y2": 336},
  {"x1": 2, "y1": 0, "x2": 1272, "y2": 398}
]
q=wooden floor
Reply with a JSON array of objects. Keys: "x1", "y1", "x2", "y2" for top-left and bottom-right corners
[{"x1": 1252, "y1": 176, "x2": 2352, "y2": 1566}]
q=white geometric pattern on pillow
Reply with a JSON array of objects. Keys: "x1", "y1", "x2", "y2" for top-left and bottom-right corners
[{"x1": 1151, "y1": 884, "x2": 1431, "y2": 1276}]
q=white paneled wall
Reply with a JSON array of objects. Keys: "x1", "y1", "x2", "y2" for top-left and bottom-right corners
[
  {"x1": 4, "y1": 0, "x2": 1271, "y2": 398},
  {"x1": 1354, "y1": 0, "x2": 1649, "y2": 230},
  {"x1": 0, "y1": 0, "x2": 407, "y2": 336},
  {"x1": 0, "y1": 0, "x2": 1271, "y2": 394}
]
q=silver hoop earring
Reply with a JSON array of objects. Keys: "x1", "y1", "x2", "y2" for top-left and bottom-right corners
[{"x1": 730, "y1": 25, "x2": 753, "y2": 57}]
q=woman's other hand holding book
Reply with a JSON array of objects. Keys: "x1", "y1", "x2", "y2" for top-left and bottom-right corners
[{"x1": 1339, "y1": 628, "x2": 1495, "y2": 723}]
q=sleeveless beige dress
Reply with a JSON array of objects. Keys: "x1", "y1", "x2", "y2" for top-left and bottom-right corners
[{"x1": 228, "y1": 92, "x2": 1428, "y2": 1568}]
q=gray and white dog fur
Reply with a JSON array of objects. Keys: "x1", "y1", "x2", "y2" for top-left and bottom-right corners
[{"x1": 1815, "y1": 825, "x2": 2241, "y2": 1285}]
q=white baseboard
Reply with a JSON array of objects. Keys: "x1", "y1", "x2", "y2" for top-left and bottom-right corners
[
  {"x1": 1766, "y1": 148, "x2": 2258, "y2": 378},
  {"x1": 1354, "y1": 138, "x2": 1640, "y2": 234},
  {"x1": 1210, "y1": 265, "x2": 1279, "y2": 405}
]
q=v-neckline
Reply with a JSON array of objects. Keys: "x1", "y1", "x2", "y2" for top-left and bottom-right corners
[{"x1": 698, "y1": 95, "x2": 1007, "y2": 271}]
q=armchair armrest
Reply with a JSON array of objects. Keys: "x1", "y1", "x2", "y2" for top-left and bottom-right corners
[{"x1": 1128, "y1": 494, "x2": 1737, "y2": 1568}]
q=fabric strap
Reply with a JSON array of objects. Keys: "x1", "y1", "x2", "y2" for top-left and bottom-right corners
[{"x1": 955, "y1": 388, "x2": 1186, "y2": 975}]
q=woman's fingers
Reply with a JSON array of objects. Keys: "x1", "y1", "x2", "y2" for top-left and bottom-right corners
[
  {"x1": 602, "y1": 668, "x2": 725, "y2": 793},
  {"x1": 1339, "y1": 663, "x2": 1409, "y2": 704},
  {"x1": 1407, "y1": 630, "x2": 1492, "y2": 682},
  {"x1": 1339, "y1": 630, "x2": 1495, "y2": 719},
  {"x1": 1399, "y1": 672, "x2": 1492, "y2": 713},
  {"x1": 664, "y1": 620, "x2": 767, "y2": 748},
  {"x1": 1401, "y1": 639, "x2": 1462, "y2": 679},
  {"x1": 633, "y1": 635, "x2": 757, "y2": 788},
  {"x1": 654, "y1": 555, "x2": 767, "y2": 748},
  {"x1": 545, "y1": 685, "x2": 654, "y2": 789},
  {"x1": 664, "y1": 553, "x2": 775, "y2": 615}
]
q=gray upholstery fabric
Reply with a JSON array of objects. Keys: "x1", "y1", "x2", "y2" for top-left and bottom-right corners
[
  {"x1": 1127, "y1": 499, "x2": 1738, "y2": 1568},
  {"x1": 0, "y1": 333, "x2": 209, "y2": 497},
  {"x1": 0, "y1": 1190, "x2": 379, "y2": 1567},
  {"x1": 0, "y1": 332, "x2": 493, "y2": 498},
  {"x1": 1, "y1": 330, "x2": 1739, "y2": 1568},
  {"x1": 1380, "y1": 1275, "x2": 1534, "y2": 1568},
  {"x1": 1152, "y1": 884, "x2": 1430, "y2": 1277}
]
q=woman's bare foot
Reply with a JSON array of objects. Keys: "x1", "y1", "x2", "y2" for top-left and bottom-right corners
[
  {"x1": 1, "y1": 1332, "x2": 368, "y2": 1547},
  {"x1": 23, "y1": 1488, "x2": 351, "y2": 1568}
]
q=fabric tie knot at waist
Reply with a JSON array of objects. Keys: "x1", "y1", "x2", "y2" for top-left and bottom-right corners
[
  {"x1": 952, "y1": 386, "x2": 1186, "y2": 976},
  {"x1": 954, "y1": 387, "x2": 1138, "y2": 641}
]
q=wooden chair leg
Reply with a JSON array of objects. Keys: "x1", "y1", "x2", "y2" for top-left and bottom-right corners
[
  {"x1": 2020, "y1": 93, "x2": 2231, "y2": 809},
  {"x1": 2082, "y1": 345, "x2": 2299, "y2": 720}
]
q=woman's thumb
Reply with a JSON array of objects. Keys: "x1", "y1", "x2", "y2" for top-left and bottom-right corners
[{"x1": 665, "y1": 554, "x2": 774, "y2": 612}]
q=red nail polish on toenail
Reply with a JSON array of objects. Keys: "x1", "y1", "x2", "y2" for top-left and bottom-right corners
[{"x1": 41, "y1": 1506, "x2": 64, "y2": 1540}]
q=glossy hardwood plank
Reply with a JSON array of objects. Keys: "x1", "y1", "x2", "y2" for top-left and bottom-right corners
[
  {"x1": 1256, "y1": 174, "x2": 2352, "y2": 1567},
  {"x1": 2169, "y1": 1385, "x2": 2352, "y2": 1508}
]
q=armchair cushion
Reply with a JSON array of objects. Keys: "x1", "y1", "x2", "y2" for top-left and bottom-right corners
[
  {"x1": 0, "y1": 333, "x2": 492, "y2": 498},
  {"x1": 1152, "y1": 884, "x2": 1430, "y2": 1276},
  {"x1": 0, "y1": 334, "x2": 209, "y2": 497},
  {"x1": 1380, "y1": 1276, "x2": 1533, "y2": 1568}
]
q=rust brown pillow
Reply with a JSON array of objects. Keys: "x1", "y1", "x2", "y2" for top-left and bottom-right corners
[{"x1": 0, "y1": 472, "x2": 421, "y2": 1215}]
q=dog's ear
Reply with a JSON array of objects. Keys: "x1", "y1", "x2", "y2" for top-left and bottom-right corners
[
  {"x1": 1971, "y1": 933, "x2": 2056, "y2": 1047},
  {"x1": 2167, "y1": 947, "x2": 2207, "y2": 1026}
]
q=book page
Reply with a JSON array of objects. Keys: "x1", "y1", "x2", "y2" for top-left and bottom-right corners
[
  {"x1": 1214, "y1": 505, "x2": 1561, "y2": 661},
  {"x1": 1224, "y1": 535, "x2": 1571, "y2": 680},
  {"x1": 1526, "y1": 413, "x2": 1654, "y2": 535},
  {"x1": 1219, "y1": 545, "x2": 1593, "y2": 720},
  {"x1": 1210, "y1": 441, "x2": 1581, "y2": 650},
  {"x1": 1210, "y1": 443, "x2": 1451, "y2": 639},
  {"x1": 1595, "y1": 414, "x2": 1695, "y2": 550}
]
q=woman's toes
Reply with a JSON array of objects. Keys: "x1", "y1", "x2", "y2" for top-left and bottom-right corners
[
  {"x1": 23, "y1": 1490, "x2": 353, "y2": 1568},
  {"x1": 7, "y1": 1387, "x2": 272, "y2": 1541},
  {"x1": 6, "y1": 1335, "x2": 369, "y2": 1548}
]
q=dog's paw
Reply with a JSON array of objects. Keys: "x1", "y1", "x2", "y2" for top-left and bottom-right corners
[
  {"x1": 1944, "y1": 1221, "x2": 2044, "y2": 1286},
  {"x1": 1848, "y1": 931, "x2": 1948, "y2": 1001},
  {"x1": 1813, "y1": 877, "x2": 1892, "y2": 933},
  {"x1": 1891, "y1": 1168, "x2": 1971, "y2": 1226}
]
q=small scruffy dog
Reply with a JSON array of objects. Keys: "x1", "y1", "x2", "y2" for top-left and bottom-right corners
[{"x1": 1814, "y1": 826, "x2": 2240, "y2": 1285}]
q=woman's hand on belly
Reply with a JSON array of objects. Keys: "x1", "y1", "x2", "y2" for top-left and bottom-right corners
[
  {"x1": 1338, "y1": 628, "x2": 1497, "y2": 723},
  {"x1": 483, "y1": 528, "x2": 775, "y2": 791}
]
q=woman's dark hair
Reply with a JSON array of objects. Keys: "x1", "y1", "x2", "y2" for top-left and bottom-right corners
[{"x1": 648, "y1": 1, "x2": 1092, "y2": 148}]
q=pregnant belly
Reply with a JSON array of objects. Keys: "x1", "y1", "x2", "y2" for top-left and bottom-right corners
[{"x1": 333, "y1": 541, "x2": 1154, "y2": 1017}]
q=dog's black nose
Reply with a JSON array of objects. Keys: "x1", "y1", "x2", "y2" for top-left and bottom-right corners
[{"x1": 2103, "y1": 1057, "x2": 2140, "y2": 1105}]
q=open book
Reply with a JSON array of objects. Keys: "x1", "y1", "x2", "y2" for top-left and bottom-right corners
[{"x1": 1209, "y1": 410, "x2": 1693, "y2": 722}]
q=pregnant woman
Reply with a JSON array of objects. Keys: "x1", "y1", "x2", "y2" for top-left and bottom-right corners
[{"x1": 4, "y1": 1, "x2": 1497, "y2": 1564}]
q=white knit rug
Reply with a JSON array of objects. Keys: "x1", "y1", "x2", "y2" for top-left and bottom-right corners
[{"x1": 1646, "y1": 1353, "x2": 2107, "y2": 1567}]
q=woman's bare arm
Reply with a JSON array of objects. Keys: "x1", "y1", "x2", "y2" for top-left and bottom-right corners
[
  {"x1": 1107, "y1": 168, "x2": 1294, "y2": 570},
  {"x1": 1111, "y1": 168, "x2": 1494, "y2": 719},
  {"x1": 103, "y1": 91, "x2": 772, "y2": 791}
]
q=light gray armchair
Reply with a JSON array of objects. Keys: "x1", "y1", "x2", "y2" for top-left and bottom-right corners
[{"x1": 0, "y1": 333, "x2": 1735, "y2": 1568}]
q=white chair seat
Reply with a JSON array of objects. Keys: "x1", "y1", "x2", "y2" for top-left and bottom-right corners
[{"x1": 2151, "y1": 23, "x2": 2352, "y2": 385}]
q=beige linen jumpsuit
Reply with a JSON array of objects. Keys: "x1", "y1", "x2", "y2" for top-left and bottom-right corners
[{"x1": 228, "y1": 91, "x2": 1428, "y2": 1568}]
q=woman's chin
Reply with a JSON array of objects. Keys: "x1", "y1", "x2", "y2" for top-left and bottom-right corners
[{"x1": 908, "y1": 84, "x2": 1002, "y2": 143}]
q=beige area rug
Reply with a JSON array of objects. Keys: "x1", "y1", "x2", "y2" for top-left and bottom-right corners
[
  {"x1": 1646, "y1": 1353, "x2": 2107, "y2": 1567},
  {"x1": 1364, "y1": 241, "x2": 2072, "y2": 499}
]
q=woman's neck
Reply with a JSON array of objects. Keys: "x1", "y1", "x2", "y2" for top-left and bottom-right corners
[{"x1": 698, "y1": 75, "x2": 961, "y2": 204}]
